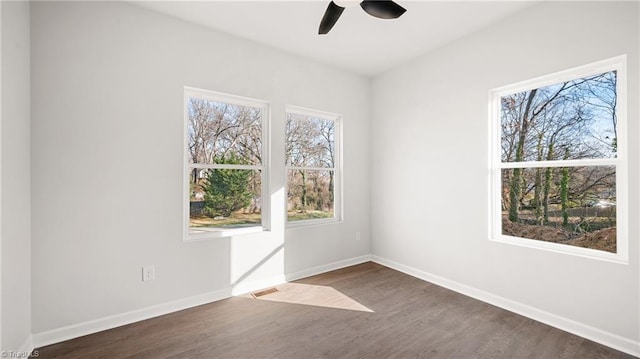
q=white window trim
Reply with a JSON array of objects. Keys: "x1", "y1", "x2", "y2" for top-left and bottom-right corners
[
  {"x1": 285, "y1": 105, "x2": 343, "y2": 228},
  {"x1": 488, "y1": 55, "x2": 628, "y2": 264},
  {"x1": 183, "y1": 87, "x2": 271, "y2": 241}
]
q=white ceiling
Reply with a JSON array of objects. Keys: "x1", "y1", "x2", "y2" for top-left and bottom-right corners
[{"x1": 133, "y1": 1, "x2": 538, "y2": 77}]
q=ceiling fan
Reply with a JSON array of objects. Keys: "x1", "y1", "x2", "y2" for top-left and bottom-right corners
[{"x1": 318, "y1": 0, "x2": 406, "y2": 35}]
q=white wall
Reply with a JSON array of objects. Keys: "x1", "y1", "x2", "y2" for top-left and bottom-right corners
[
  {"x1": 1, "y1": 0, "x2": 32, "y2": 353},
  {"x1": 26, "y1": 0, "x2": 639, "y2": 353},
  {"x1": 371, "y1": 0, "x2": 639, "y2": 351},
  {"x1": 30, "y1": 1, "x2": 370, "y2": 336}
]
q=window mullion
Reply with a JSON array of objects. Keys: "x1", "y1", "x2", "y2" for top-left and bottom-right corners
[
  {"x1": 190, "y1": 163, "x2": 263, "y2": 170},
  {"x1": 286, "y1": 166, "x2": 336, "y2": 171},
  {"x1": 499, "y1": 158, "x2": 619, "y2": 169}
]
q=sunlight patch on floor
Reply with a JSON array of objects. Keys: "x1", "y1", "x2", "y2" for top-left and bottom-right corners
[{"x1": 245, "y1": 283, "x2": 374, "y2": 312}]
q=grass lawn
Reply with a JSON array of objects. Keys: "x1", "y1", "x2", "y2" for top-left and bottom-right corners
[
  {"x1": 287, "y1": 210, "x2": 333, "y2": 222},
  {"x1": 190, "y1": 210, "x2": 334, "y2": 228},
  {"x1": 190, "y1": 213, "x2": 261, "y2": 228}
]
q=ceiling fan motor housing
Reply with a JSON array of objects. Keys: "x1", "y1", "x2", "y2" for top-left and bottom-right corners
[{"x1": 319, "y1": 0, "x2": 406, "y2": 35}]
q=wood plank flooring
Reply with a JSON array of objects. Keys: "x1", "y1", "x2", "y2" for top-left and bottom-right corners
[{"x1": 34, "y1": 262, "x2": 635, "y2": 358}]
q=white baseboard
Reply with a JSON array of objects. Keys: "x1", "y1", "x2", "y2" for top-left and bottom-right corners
[
  {"x1": 16, "y1": 335, "x2": 34, "y2": 358},
  {"x1": 370, "y1": 255, "x2": 640, "y2": 357},
  {"x1": 1, "y1": 334, "x2": 35, "y2": 358},
  {"x1": 231, "y1": 254, "x2": 373, "y2": 296},
  {"x1": 27, "y1": 254, "x2": 640, "y2": 356},
  {"x1": 32, "y1": 287, "x2": 231, "y2": 349},
  {"x1": 285, "y1": 254, "x2": 372, "y2": 282},
  {"x1": 231, "y1": 274, "x2": 287, "y2": 296},
  {"x1": 31, "y1": 254, "x2": 372, "y2": 349}
]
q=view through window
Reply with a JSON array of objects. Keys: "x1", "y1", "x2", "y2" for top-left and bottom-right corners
[
  {"x1": 185, "y1": 88, "x2": 268, "y2": 239},
  {"x1": 491, "y1": 56, "x2": 627, "y2": 261},
  {"x1": 285, "y1": 107, "x2": 341, "y2": 224}
]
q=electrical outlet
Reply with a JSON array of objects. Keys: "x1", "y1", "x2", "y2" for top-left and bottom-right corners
[
  {"x1": 142, "y1": 265, "x2": 155, "y2": 282},
  {"x1": 355, "y1": 231, "x2": 361, "y2": 241}
]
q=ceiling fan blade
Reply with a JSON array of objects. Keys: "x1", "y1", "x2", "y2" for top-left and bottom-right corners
[
  {"x1": 360, "y1": 0, "x2": 406, "y2": 19},
  {"x1": 318, "y1": 1, "x2": 345, "y2": 34}
]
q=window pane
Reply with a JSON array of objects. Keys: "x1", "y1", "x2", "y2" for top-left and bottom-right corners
[
  {"x1": 287, "y1": 169, "x2": 335, "y2": 221},
  {"x1": 187, "y1": 98, "x2": 262, "y2": 165},
  {"x1": 188, "y1": 167, "x2": 262, "y2": 233},
  {"x1": 501, "y1": 166, "x2": 616, "y2": 253},
  {"x1": 501, "y1": 71, "x2": 617, "y2": 162},
  {"x1": 285, "y1": 113, "x2": 335, "y2": 168}
]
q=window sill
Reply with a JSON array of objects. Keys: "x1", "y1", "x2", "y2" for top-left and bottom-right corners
[
  {"x1": 184, "y1": 225, "x2": 266, "y2": 242},
  {"x1": 489, "y1": 234, "x2": 628, "y2": 265}
]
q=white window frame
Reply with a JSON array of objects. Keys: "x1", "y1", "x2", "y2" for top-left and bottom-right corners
[
  {"x1": 285, "y1": 105, "x2": 343, "y2": 227},
  {"x1": 183, "y1": 87, "x2": 270, "y2": 241},
  {"x1": 489, "y1": 55, "x2": 628, "y2": 263}
]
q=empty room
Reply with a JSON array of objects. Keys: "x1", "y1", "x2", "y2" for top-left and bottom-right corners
[{"x1": 1, "y1": 0, "x2": 639, "y2": 357}]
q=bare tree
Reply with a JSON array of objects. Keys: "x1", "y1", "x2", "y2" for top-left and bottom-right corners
[
  {"x1": 285, "y1": 115, "x2": 336, "y2": 215},
  {"x1": 501, "y1": 70, "x2": 618, "y2": 241}
]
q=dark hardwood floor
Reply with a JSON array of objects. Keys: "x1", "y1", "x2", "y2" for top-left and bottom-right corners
[{"x1": 34, "y1": 262, "x2": 635, "y2": 358}]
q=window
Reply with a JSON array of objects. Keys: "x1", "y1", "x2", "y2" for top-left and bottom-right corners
[
  {"x1": 184, "y1": 87, "x2": 269, "y2": 240},
  {"x1": 285, "y1": 106, "x2": 341, "y2": 225},
  {"x1": 489, "y1": 56, "x2": 627, "y2": 262}
]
